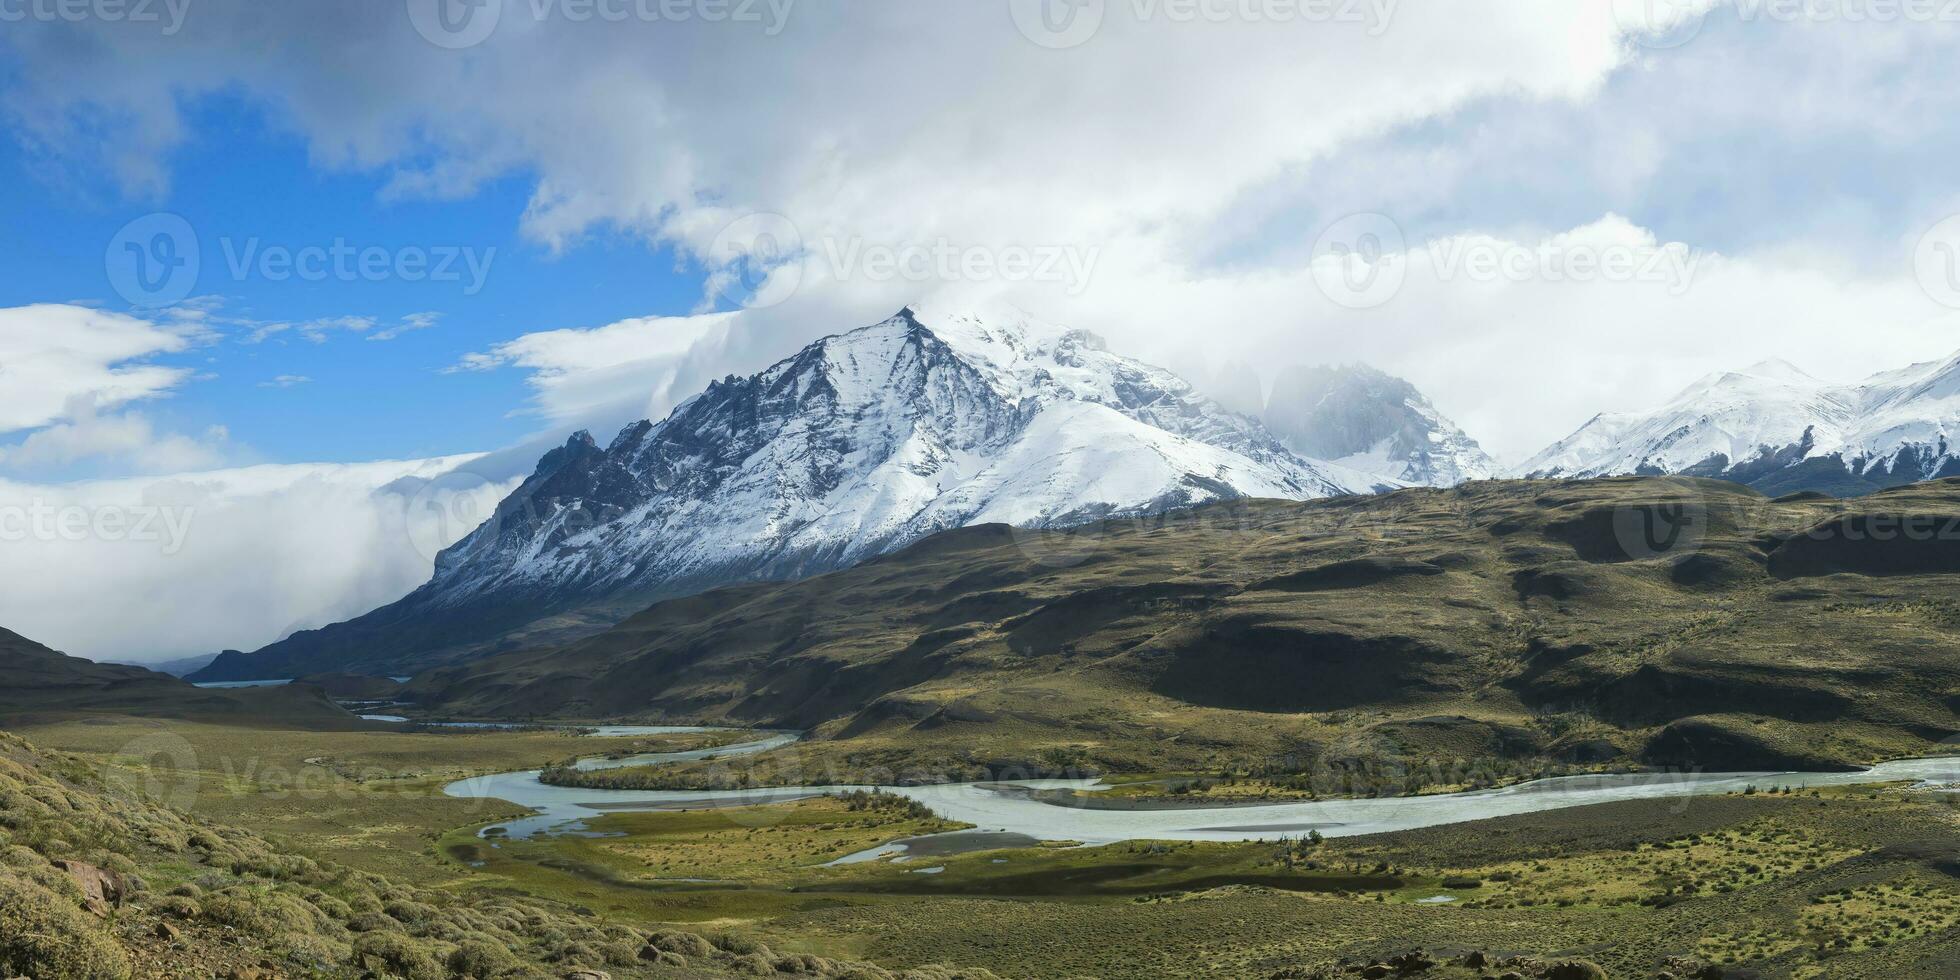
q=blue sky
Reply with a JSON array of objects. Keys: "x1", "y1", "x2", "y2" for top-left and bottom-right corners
[
  {"x1": 6, "y1": 1, "x2": 1960, "y2": 661},
  {"x1": 0, "y1": 95, "x2": 706, "y2": 471}
]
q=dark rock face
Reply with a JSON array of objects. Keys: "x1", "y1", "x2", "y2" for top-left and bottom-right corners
[
  {"x1": 195, "y1": 307, "x2": 1365, "y2": 682},
  {"x1": 1149, "y1": 625, "x2": 1459, "y2": 714},
  {"x1": 52, "y1": 860, "x2": 127, "y2": 916},
  {"x1": 1767, "y1": 511, "x2": 1960, "y2": 578},
  {"x1": 1641, "y1": 717, "x2": 1859, "y2": 772},
  {"x1": 394, "y1": 476, "x2": 1960, "y2": 774}
]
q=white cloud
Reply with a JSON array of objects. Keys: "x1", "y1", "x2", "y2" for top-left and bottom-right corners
[
  {"x1": 368, "y1": 311, "x2": 441, "y2": 341},
  {"x1": 0, "y1": 398, "x2": 229, "y2": 474},
  {"x1": 450, "y1": 311, "x2": 737, "y2": 425},
  {"x1": 0, "y1": 304, "x2": 194, "y2": 433},
  {"x1": 461, "y1": 215, "x2": 1960, "y2": 465},
  {"x1": 6, "y1": 2, "x2": 1960, "y2": 660},
  {"x1": 258, "y1": 375, "x2": 312, "y2": 388},
  {"x1": 0, "y1": 455, "x2": 518, "y2": 662}
]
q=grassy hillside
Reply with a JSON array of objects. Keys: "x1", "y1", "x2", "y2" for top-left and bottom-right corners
[
  {"x1": 0, "y1": 628, "x2": 356, "y2": 729},
  {"x1": 414, "y1": 476, "x2": 1960, "y2": 776},
  {"x1": 0, "y1": 727, "x2": 1011, "y2": 979}
]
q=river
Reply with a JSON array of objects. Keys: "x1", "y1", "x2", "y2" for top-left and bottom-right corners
[{"x1": 441, "y1": 729, "x2": 1960, "y2": 852}]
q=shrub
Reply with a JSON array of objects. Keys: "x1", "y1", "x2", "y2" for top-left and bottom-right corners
[
  {"x1": 354, "y1": 932, "x2": 448, "y2": 980},
  {"x1": 713, "y1": 931, "x2": 772, "y2": 957},
  {"x1": 731, "y1": 951, "x2": 778, "y2": 974},
  {"x1": 448, "y1": 936, "x2": 518, "y2": 978},
  {"x1": 384, "y1": 898, "x2": 439, "y2": 925},
  {"x1": 1544, "y1": 961, "x2": 1609, "y2": 980},
  {"x1": 0, "y1": 872, "x2": 132, "y2": 980},
  {"x1": 652, "y1": 930, "x2": 716, "y2": 957}
]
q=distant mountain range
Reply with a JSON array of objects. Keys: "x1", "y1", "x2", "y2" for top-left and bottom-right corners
[
  {"x1": 1262, "y1": 363, "x2": 1496, "y2": 488},
  {"x1": 0, "y1": 627, "x2": 346, "y2": 724},
  {"x1": 407, "y1": 475, "x2": 1960, "y2": 773},
  {"x1": 193, "y1": 305, "x2": 1398, "y2": 682},
  {"x1": 1516, "y1": 353, "x2": 1960, "y2": 495},
  {"x1": 191, "y1": 303, "x2": 1960, "y2": 684}
]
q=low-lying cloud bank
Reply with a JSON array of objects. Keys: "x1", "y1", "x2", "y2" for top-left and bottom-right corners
[{"x1": 0, "y1": 456, "x2": 523, "y2": 663}]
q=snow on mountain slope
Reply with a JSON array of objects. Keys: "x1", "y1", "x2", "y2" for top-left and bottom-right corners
[
  {"x1": 1515, "y1": 352, "x2": 1960, "y2": 493},
  {"x1": 193, "y1": 305, "x2": 1394, "y2": 680},
  {"x1": 427, "y1": 304, "x2": 1393, "y2": 608},
  {"x1": 1261, "y1": 364, "x2": 1496, "y2": 487}
]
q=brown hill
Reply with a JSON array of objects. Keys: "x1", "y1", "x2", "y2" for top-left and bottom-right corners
[
  {"x1": 0, "y1": 628, "x2": 354, "y2": 727},
  {"x1": 411, "y1": 476, "x2": 1960, "y2": 774}
]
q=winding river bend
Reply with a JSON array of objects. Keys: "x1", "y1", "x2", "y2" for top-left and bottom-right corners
[{"x1": 441, "y1": 729, "x2": 1960, "y2": 851}]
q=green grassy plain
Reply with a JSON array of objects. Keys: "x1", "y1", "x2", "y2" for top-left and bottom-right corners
[
  {"x1": 12, "y1": 708, "x2": 1958, "y2": 978},
  {"x1": 12, "y1": 715, "x2": 727, "y2": 884}
]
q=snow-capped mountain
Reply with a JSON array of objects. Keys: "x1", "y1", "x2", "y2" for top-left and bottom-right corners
[
  {"x1": 1515, "y1": 352, "x2": 1960, "y2": 494},
  {"x1": 1262, "y1": 364, "x2": 1496, "y2": 487},
  {"x1": 193, "y1": 305, "x2": 1393, "y2": 680}
]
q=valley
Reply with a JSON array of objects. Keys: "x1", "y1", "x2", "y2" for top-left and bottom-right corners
[
  {"x1": 8, "y1": 469, "x2": 1960, "y2": 978},
  {"x1": 12, "y1": 702, "x2": 1954, "y2": 979},
  {"x1": 12, "y1": 7, "x2": 1960, "y2": 977},
  {"x1": 399, "y1": 475, "x2": 1960, "y2": 783}
]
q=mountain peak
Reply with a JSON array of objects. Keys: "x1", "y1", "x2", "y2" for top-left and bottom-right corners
[
  {"x1": 201, "y1": 306, "x2": 1396, "y2": 680},
  {"x1": 1739, "y1": 357, "x2": 1817, "y2": 383},
  {"x1": 1261, "y1": 363, "x2": 1494, "y2": 487},
  {"x1": 1516, "y1": 347, "x2": 1960, "y2": 492}
]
